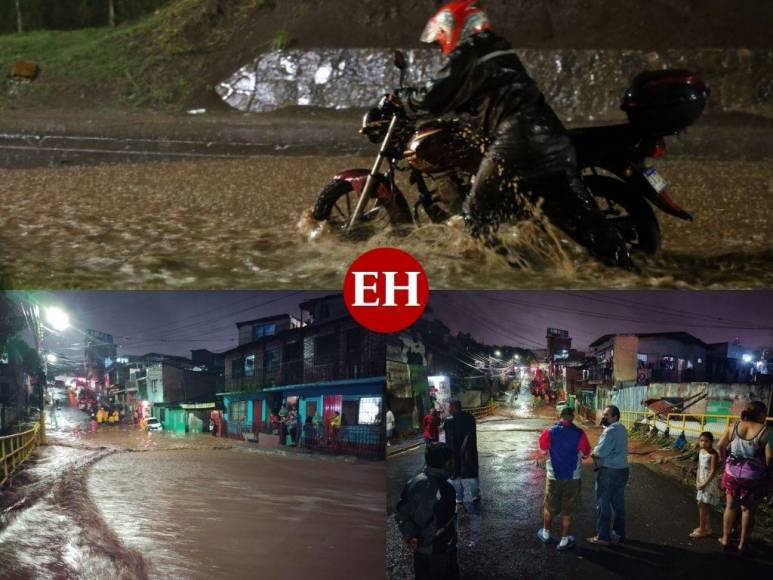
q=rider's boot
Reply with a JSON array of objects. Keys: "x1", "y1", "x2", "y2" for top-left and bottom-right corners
[
  {"x1": 583, "y1": 218, "x2": 638, "y2": 272},
  {"x1": 561, "y1": 177, "x2": 638, "y2": 272}
]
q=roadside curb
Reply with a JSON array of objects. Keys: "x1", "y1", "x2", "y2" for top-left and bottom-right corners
[
  {"x1": 387, "y1": 441, "x2": 423, "y2": 458},
  {"x1": 235, "y1": 444, "x2": 365, "y2": 464}
]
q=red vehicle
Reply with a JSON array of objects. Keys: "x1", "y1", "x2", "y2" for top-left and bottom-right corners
[{"x1": 313, "y1": 51, "x2": 708, "y2": 259}]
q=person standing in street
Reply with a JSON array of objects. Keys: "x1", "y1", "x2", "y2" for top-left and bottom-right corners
[
  {"x1": 312, "y1": 410, "x2": 323, "y2": 438},
  {"x1": 444, "y1": 400, "x2": 481, "y2": 504},
  {"x1": 717, "y1": 400, "x2": 771, "y2": 553},
  {"x1": 386, "y1": 407, "x2": 396, "y2": 446},
  {"x1": 691, "y1": 431, "x2": 721, "y2": 539},
  {"x1": 395, "y1": 443, "x2": 459, "y2": 580},
  {"x1": 423, "y1": 408, "x2": 441, "y2": 447},
  {"x1": 537, "y1": 406, "x2": 591, "y2": 551},
  {"x1": 587, "y1": 405, "x2": 629, "y2": 546}
]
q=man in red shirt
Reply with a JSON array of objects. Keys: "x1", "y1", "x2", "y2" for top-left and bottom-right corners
[
  {"x1": 537, "y1": 406, "x2": 592, "y2": 551},
  {"x1": 423, "y1": 408, "x2": 441, "y2": 446}
]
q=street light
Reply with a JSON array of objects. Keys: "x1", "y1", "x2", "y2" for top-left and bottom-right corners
[
  {"x1": 494, "y1": 350, "x2": 502, "y2": 357},
  {"x1": 742, "y1": 353, "x2": 753, "y2": 363},
  {"x1": 46, "y1": 353, "x2": 57, "y2": 364},
  {"x1": 21, "y1": 302, "x2": 71, "y2": 445},
  {"x1": 45, "y1": 307, "x2": 70, "y2": 332}
]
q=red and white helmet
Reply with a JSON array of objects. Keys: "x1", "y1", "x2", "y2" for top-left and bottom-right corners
[{"x1": 420, "y1": 0, "x2": 491, "y2": 56}]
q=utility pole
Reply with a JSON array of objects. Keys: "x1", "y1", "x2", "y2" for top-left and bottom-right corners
[
  {"x1": 108, "y1": 0, "x2": 115, "y2": 27},
  {"x1": 27, "y1": 306, "x2": 47, "y2": 445},
  {"x1": 14, "y1": 0, "x2": 23, "y2": 33}
]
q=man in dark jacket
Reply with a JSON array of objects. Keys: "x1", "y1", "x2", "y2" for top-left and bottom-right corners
[
  {"x1": 399, "y1": 0, "x2": 633, "y2": 270},
  {"x1": 444, "y1": 399, "x2": 480, "y2": 503},
  {"x1": 395, "y1": 442, "x2": 459, "y2": 580}
]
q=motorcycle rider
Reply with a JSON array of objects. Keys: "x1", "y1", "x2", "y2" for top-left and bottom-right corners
[{"x1": 395, "y1": 0, "x2": 634, "y2": 269}]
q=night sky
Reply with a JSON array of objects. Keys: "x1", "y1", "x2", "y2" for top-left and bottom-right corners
[
  {"x1": 6, "y1": 291, "x2": 331, "y2": 364},
  {"x1": 428, "y1": 291, "x2": 773, "y2": 351},
  {"x1": 5, "y1": 291, "x2": 772, "y2": 365}
]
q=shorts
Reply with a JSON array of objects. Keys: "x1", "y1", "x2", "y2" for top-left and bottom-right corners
[{"x1": 544, "y1": 478, "x2": 581, "y2": 516}]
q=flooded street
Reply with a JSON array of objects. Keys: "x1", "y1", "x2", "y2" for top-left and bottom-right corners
[
  {"x1": 0, "y1": 152, "x2": 770, "y2": 289},
  {"x1": 89, "y1": 448, "x2": 384, "y2": 579},
  {"x1": 386, "y1": 407, "x2": 773, "y2": 579},
  {"x1": 1, "y1": 418, "x2": 384, "y2": 579}
]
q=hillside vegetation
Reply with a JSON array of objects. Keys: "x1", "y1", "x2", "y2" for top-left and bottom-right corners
[
  {"x1": 1, "y1": 0, "x2": 771, "y2": 112},
  {"x1": 0, "y1": 0, "x2": 273, "y2": 109}
]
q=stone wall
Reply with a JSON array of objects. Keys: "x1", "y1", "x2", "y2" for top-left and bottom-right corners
[{"x1": 216, "y1": 48, "x2": 773, "y2": 121}]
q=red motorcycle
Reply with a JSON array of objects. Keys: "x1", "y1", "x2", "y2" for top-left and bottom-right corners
[{"x1": 313, "y1": 51, "x2": 708, "y2": 256}]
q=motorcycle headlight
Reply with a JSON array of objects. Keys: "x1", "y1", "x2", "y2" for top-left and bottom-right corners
[
  {"x1": 361, "y1": 107, "x2": 386, "y2": 143},
  {"x1": 362, "y1": 107, "x2": 382, "y2": 129}
]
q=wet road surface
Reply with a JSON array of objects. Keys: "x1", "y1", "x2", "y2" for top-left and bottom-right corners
[
  {"x1": 1, "y1": 154, "x2": 771, "y2": 289},
  {"x1": 386, "y1": 412, "x2": 773, "y2": 579},
  {"x1": 1, "y1": 404, "x2": 384, "y2": 579}
]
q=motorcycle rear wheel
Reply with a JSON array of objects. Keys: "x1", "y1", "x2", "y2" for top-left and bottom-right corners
[
  {"x1": 583, "y1": 174, "x2": 662, "y2": 254},
  {"x1": 312, "y1": 179, "x2": 412, "y2": 231}
]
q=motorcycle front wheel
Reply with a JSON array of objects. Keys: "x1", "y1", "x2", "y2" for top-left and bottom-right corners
[
  {"x1": 583, "y1": 174, "x2": 662, "y2": 255},
  {"x1": 312, "y1": 179, "x2": 412, "y2": 232}
]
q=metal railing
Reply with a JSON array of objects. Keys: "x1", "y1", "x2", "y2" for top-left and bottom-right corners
[
  {"x1": 620, "y1": 410, "x2": 773, "y2": 439},
  {"x1": 302, "y1": 425, "x2": 385, "y2": 460},
  {"x1": 1, "y1": 423, "x2": 40, "y2": 487},
  {"x1": 469, "y1": 400, "x2": 496, "y2": 421}
]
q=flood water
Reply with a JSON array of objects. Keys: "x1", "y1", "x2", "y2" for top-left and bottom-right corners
[
  {"x1": 0, "y1": 445, "x2": 147, "y2": 579},
  {"x1": 0, "y1": 436, "x2": 384, "y2": 579},
  {"x1": 0, "y1": 155, "x2": 770, "y2": 289}
]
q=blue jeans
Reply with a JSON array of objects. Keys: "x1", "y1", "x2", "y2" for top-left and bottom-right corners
[
  {"x1": 450, "y1": 477, "x2": 480, "y2": 502},
  {"x1": 595, "y1": 467, "x2": 629, "y2": 541}
]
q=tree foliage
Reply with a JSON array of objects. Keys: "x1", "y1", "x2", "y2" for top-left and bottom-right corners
[{"x1": 0, "y1": 0, "x2": 169, "y2": 34}]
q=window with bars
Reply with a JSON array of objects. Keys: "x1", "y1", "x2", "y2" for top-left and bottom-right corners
[
  {"x1": 232, "y1": 357, "x2": 245, "y2": 378},
  {"x1": 358, "y1": 397, "x2": 382, "y2": 425},
  {"x1": 264, "y1": 347, "x2": 280, "y2": 374},
  {"x1": 229, "y1": 400, "x2": 247, "y2": 422},
  {"x1": 245, "y1": 354, "x2": 255, "y2": 377},
  {"x1": 253, "y1": 323, "x2": 277, "y2": 341}
]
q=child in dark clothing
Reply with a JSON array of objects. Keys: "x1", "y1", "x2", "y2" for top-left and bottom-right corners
[{"x1": 395, "y1": 443, "x2": 459, "y2": 580}]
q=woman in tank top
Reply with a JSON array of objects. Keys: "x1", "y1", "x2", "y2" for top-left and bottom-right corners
[{"x1": 717, "y1": 401, "x2": 771, "y2": 553}]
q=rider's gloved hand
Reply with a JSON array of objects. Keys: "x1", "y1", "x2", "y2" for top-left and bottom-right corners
[
  {"x1": 393, "y1": 87, "x2": 416, "y2": 104},
  {"x1": 379, "y1": 93, "x2": 406, "y2": 117}
]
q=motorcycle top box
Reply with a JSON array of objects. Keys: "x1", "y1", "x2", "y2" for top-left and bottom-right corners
[{"x1": 621, "y1": 69, "x2": 709, "y2": 135}]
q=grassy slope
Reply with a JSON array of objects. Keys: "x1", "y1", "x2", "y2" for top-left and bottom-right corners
[{"x1": 0, "y1": 0, "x2": 268, "y2": 110}]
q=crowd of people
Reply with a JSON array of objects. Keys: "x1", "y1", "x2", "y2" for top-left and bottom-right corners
[
  {"x1": 86, "y1": 407, "x2": 124, "y2": 431},
  {"x1": 395, "y1": 400, "x2": 772, "y2": 579},
  {"x1": 266, "y1": 403, "x2": 340, "y2": 448},
  {"x1": 395, "y1": 400, "x2": 481, "y2": 580}
]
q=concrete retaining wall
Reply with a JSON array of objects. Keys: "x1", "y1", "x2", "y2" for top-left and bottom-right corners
[{"x1": 217, "y1": 48, "x2": 773, "y2": 121}]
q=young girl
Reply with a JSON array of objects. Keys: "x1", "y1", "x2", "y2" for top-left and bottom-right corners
[{"x1": 691, "y1": 431, "x2": 721, "y2": 538}]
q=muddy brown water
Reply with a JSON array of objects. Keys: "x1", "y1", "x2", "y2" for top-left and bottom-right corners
[
  {"x1": 0, "y1": 435, "x2": 385, "y2": 579},
  {"x1": 0, "y1": 155, "x2": 771, "y2": 289}
]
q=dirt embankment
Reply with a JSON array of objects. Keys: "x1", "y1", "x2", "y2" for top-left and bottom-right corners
[
  {"x1": 3, "y1": 0, "x2": 773, "y2": 111},
  {"x1": 262, "y1": 0, "x2": 773, "y2": 50}
]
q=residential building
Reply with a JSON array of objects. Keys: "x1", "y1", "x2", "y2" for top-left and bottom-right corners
[
  {"x1": 706, "y1": 341, "x2": 770, "y2": 383},
  {"x1": 236, "y1": 314, "x2": 302, "y2": 346},
  {"x1": 0, "y1": 350, "x2": 34, "y2": 434},
  {"x1": 219, "y1": 295, "x2": 386, "y2": 459},
  {"x1": 191, "y1": 349, "x2": 225, "y2": 373},
  {"x1": 586, "y1": 332, "x2": 709, "y2": 386},
  {"x1": 108, "y1": 352, "x2": 196, "y2": 410},
  {"x1": 142, "y1": 362, "x2": 222, "y2": 433}
]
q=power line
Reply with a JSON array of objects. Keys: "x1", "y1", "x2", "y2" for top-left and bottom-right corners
[
  {"x1": 476, "y1": 294, "x2": 772, "y2": 332},
  {"x1": 563, "y1": 291, "x2": 772, "y2": 330}
]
